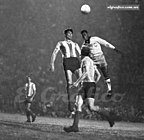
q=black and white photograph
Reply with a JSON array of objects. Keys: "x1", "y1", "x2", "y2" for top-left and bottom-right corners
[{"x1": 0, "y1": 0, "x2": 143, "y2": 139}]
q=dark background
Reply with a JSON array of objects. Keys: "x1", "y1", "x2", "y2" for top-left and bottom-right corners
[{"x1": 0, "y1": 0, "x2": 144, "y2": 121}]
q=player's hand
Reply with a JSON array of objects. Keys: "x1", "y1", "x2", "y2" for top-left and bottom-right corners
[
  {"x1": 69, "y1": 83, "x2": 78, "y2": 89},
  {"x1": 114, "y1": 48, "x2": 123, "y2": 55},
  {"x1": 49, "y1": 64, "x2": 55, "y2": 72},
  {"x1": 73, "y1": 82, "x2": 79, "y2": 88},
  {"x1": 69, "y1": 84, "x2": 74, "y2": 89},
  {"x1": 69, "y1": 84, "x2": 75, "y2": 89}
]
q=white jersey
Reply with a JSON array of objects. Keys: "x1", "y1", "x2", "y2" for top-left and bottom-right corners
[
  {"x1": 81, "y1": 56, "x2": 96, "y2": 82},
  {"x1": 25, "y1": 82, "x2": 36, "y2": 97},
  {"x1": 82, "y1": 36, "x2": 115, "y2": 58},
  {"x1": 54, "y1": 40, "x2": 81, "y2": 58}
]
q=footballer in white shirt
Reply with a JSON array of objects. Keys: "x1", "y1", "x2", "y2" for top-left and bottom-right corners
[{"x1": 81, "y1": 30, "x2": 122, "y2": 97}]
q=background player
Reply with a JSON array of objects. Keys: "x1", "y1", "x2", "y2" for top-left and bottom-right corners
[
  {"x1": 81, "y1": 30, "x2": 122, "y2": 97},
  {"x1": 24, "y1": 76, "x2": 36, "y2": 122},
  {"x1": 49, "y1": 28, "x2": 81, "y2": 112},
  {"x1": 64, "y1": 47, "x2": 115, "y2": 133}
]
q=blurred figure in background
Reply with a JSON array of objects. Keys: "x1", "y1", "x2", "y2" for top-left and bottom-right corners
[{"x1": 24, "y1": 76, "x2": 36, "y2": 122}]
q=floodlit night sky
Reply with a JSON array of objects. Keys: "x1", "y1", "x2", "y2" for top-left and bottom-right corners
[{"x1": 0, "y1": 0, "x2": 143, "y2": 99}]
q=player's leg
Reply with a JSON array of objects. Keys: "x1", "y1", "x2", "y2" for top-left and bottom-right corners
[
  {"x1": 86, "y1": 82, "x2": 100, "y2": 112},
  {"x1": 31, "y1": 102, "x2": 36, "y2": 122},
  {"x1": 86, "y1": 82, "x2": 115, "y2": 127},
  {"x1": 87, "y1": 98, "x2": 115, "y2": 127},
  {"x1": 64, "y1": 70, "x2": 73, "y2": 112},
  {"x1": 87, "y1": 98, "x2": 100, "y2": 111},
  {"x1": 100, "y1": 65, "x2": 112, "y2": 97},
  {"x1": 97, "y1": 55, "x2": 112, "y2": 96},
  {"x1": 25, "y1": 101, "x2": 31, "y2": 122},
  {"x1": 64, "y1": 95, "x2": 83, "y2": 132},
  {"x1": 94, "y1": 55, "x2": 112, "y2": 96},
  {"x1": 70, "y1": 68, "x2": 82, "y2": 115},
  {"x1": 72, "y1": 95, "x2": 83, "y2": 129},
  {"x1": 71, "y1": 57, "x2": 81, "y2": 79},
  {"x1": 26, "y1": 102, "x2": 36, "y2": 122}
]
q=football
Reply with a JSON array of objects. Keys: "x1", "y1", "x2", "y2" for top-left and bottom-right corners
[{"x1": 81, "y1": 4, "x2": 91, "y2": 14}]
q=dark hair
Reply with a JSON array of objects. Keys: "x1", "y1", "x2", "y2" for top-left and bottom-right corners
[
  {"x1": 64, "y1": 28, "x2": 73, "y2": 34},
  {"x1": 81, "y1": 30, "x2": 88, "y2": 34},
  {"x1": 81, "y1": 47, "x2": 90, "y2": 56}
]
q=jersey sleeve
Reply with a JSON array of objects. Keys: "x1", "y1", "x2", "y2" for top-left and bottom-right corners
[
  {"x1": 53, "y1": 41, "x2": 61, "y2": 54},
  {"x1": 94, "y1": 37, "x2": 108, "y2": 46},
  {"x1": 94, "y1": 37, "x2": 115, "y2": 49}
]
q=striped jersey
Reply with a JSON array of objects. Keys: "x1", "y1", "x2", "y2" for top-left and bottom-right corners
[
  {"x1": 54, "y1": 40, "x2": 81, "y2": 58},
  {"x1": 25, "y1": 82, "x2": 36, "y2": 97}
]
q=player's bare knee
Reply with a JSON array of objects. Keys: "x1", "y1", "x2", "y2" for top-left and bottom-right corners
[
  {"x1": 77, "y1": 105, "x2": 82, "y2": 112},
  {"x1": 76, "y1": 95, "x2": 83, "y2": 112},
  {"x1": 25, "y1": 107, "x2": 31, "y2": 112},
  {"x1": 89, "y1": 104, "x2": 100, "y2": 112},
  {"x1": 89, "y1": 104, "x2": 94, "y2": 111}
]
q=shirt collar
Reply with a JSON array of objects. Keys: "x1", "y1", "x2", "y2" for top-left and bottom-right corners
[
  {"x1": 65, "y1": 39, "x2": 72, "y2": 43},
  {"x1": 84, "y1": 36, "x2": 91, "y2": 44}
]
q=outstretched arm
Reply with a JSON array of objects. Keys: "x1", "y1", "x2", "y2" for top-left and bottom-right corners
[
  {"x1": 49, "y1": 42, "x2": 60, "y2": 72},
  {"x1": 95, "y1": 37, "x2": 122, "y2": 54},
  {"x1": 95, "y1": 37, "x2": 115, "y2": 49}
]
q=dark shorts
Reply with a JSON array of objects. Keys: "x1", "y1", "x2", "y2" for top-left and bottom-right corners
[
  {"x1": 78, "y1": 82, "x2": 96, "y2": 100},
  {"x1": 63, "y1": 57, "x2": 81, "y2": 73},
  {"x1": 92, "y1": 54, "x2": 109, "y2": 79},
  {"x1": 24, "y1": 98, "x2": 33, "y2": 104}
]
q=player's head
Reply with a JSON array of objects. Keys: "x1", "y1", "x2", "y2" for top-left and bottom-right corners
[
  {"x1": 26, "y1": 76, "x2": 32, "y2": 83},
  {"x1": 81, "y1": 30, "x2": 89, "y2": 40},
  {"x1": 81, "y1": 47, "x2": 90, "y2": 58},
  {"x1": 81, "y1": 30, "x2": 88, "y2": 34},
  {"x1": 64, "y1": 28, "x2": 73, "y2": 40}
]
